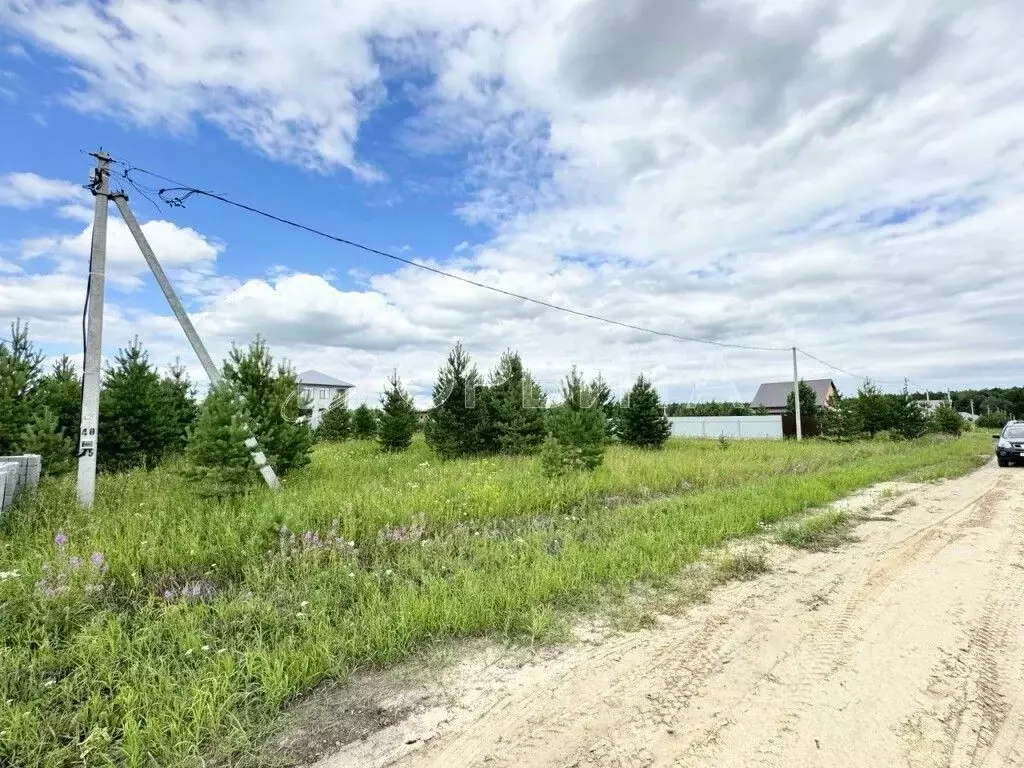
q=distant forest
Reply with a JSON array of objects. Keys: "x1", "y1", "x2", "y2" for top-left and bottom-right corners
[{"x1": 912, "y1": 387, "x2": 1024, "y2": 419}]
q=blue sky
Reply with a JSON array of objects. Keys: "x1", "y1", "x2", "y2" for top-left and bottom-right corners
[{"x1": 1, "y1": 0, "x2": 1022, "y2": 406}]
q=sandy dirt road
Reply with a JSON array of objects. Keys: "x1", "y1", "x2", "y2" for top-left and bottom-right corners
[{"x1": 314, "y1": 463, "x2": 1024, "y2": 768}]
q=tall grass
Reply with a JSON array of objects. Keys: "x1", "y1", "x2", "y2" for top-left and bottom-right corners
[{"x1": 0, "y1": 433, "x2": 989, "y2": 766}]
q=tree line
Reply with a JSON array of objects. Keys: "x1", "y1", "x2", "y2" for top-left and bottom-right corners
[
  {"x1": 787, "y1": 379, "x2": 971, "y2": 439},
  {"x1": 313, "y1": 343, "x2": 673, "y2": 476},
  {"x1": 5, "y1": 322, "x2": 989, "y2": 498}
]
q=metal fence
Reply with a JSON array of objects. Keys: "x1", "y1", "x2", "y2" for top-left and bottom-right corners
[
  {"x1": 669, "y1": 416, "x2": 784, "y2": 440},
  {"x1": 0, "y1": 455, "x2": 42, "y2": 514}
]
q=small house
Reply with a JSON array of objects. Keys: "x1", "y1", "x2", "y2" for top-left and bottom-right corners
[
  {"x1": 297, "y1": 370, "x2": 354, "y2": 429},
  {"x1": 750, "y1": 378, "x2": 837, "y2": 415}
]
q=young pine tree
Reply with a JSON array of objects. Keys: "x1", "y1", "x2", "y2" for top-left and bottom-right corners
[
  {"x1": 185, "y1": 384, "x2": 255, "y2": 497},
  {"x1": 377, "y1": 372, "x2": 418, "y2": 451},
  {"x1": 785, "y1": 380, "x2": 822, "y2": 426},
  {"x1": 589, "y1": 373, "x2": 616, "y2": 440},
  {"x1": 540, "y1": 366, "x2": 606, "y2": 476},
  {"x1": 316, "y1": 392, "x2": 351, "y2": 441},
  {"x1": 855, "y1": 379, "x2": 890, "y2": 437},
  {"x1": 891, "y1": 387, "x2": 929, "y2": 440},
  {"x1": 819, "y1": 390, "x2": 862, "y2": 441},
  {"x1": 222, "y1": 338, "x2": 313, "y2": 475},
  {"x1": 19, "y1": 408, "x2": 74, "y2": 476},
  {"x1": 33, "y1": 355, "x2": 81, "y2": 444},
  {"x1": 0, "y1": 320, "x2": 45, "y2": 455},
  {"x1": 487, "y1": 350, "x2": 546, "y2": 454},
  {"x1": 160, "y1": 361, "x2": 198, "y2": 456},
  {"x1": 932, "y1": 403, "x2": 966, "y2": 436},
  {"x1": 618, "y1": 374, "x2": 671, "y2": 449},
  {"x1": 98, "y1": 339, "x2": 175, "y2": 471},
  {"x1": 424, "y1": 342, "x2": 487, "y2": 458},
  {"x1": 351, "y1": 404, "x2": 378, "y2": 439}
]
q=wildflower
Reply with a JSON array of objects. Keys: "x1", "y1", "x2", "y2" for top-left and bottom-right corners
[
  {"x1": 217, "y1": 648, "x2": 228, "y2": 654},
  {"x1": 54, "y1": 531, "x2": 68, "y2": 548},
  {"x1": 295, "y1": 612, "x2": 305, "y2": 618},
  {"x1": 184, "y1": 649, "x2": 193, "y2": 656},
  {"x1": 68, "y1": 556, "x2": 82, "y2": 570},
  {"x1": 348, "y1": 572, "x2": 355, "y2": 578},
  {"x1": 385, "y1": 569, "x2": 393, "y2": 576},
  {"x1": 201, "y1": 645, "x2": 211, "y2": 652},
  {"x1": 89, "y1": 552, "x2": 104, "y2": 568},
  {"x1": 300, "y1": 600, "x2": 309, "y2": 608},
  {"x1": 163, "y1": 590, "x2": 174, "y2": 601},
  {"x1": 0, "y1": 571, "x2": 19, "y2": 581},
  {"x1": 44, "y1": 679, "x2": 56, "y2": 688}
]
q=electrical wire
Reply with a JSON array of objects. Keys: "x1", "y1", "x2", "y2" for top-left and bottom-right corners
[
  {"x1": 113, "y1": 161, "x2": 789, "y2": 353},
  {"x1": 795, "y1": 348, "x2": 878, "y2": 382}
]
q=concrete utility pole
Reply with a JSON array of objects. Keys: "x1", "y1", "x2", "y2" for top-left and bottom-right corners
[
  {"x1": 76, "y1": 151, "x2": 111, "y2": 508},
  {"x1": 792, "y1": 346, "x2": 802, "y2": 441},
  {"x1": 112, "y1": 193, "x2": 280, "y2": 489}
]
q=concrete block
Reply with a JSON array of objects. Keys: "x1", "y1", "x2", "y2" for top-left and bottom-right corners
[{"x1": 0, "y1": 455, "x2": 43, "y2": 513}]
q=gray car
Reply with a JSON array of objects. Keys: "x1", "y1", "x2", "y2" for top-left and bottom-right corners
[{"x1": 994, "y1": 421, "x2": 1024, "y2": 467}]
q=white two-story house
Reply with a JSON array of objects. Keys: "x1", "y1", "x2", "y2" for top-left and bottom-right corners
[{"x1": 297, "y1": 370, "x2": 354, "y2": 429}]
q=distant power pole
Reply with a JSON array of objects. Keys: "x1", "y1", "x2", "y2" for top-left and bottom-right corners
[
  {"x1": 76, "y1": 151, "x2": 111, "y2": 508},
  {"x1": 792, "y1": 347, "x2": 802, "y2": 441}
]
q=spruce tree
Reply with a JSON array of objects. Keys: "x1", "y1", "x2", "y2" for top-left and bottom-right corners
[
  {"x1": 222, "y1": 338, "x2": 313, "y2": 475},
  {"x1": 351, "y1": 404, "x2": 378, "y2": 439},
  {"x1": 541, "y1": 367, "x2": 605, "y2": 476},
  {"x1": 487, "y1": 350, "x2": 546, "y2": 454},
  {"x1": 378, "y1": 372, "x2": 418, "y2": 451},
  {"x1": 19, "y1": 408, "x2": 74, "y2": 476},
  {"x1": 316, "y1": 392, "x2": 351, "y2": 441},
  {"x1": 98, "y1": 339, "x2": 174, "y2": 471},
  {"x1": 185, "y1": 384, "x2": 255, "y2": 497},
  {"x1": 618, "y1": 374, "x2": 671, "y2": 449},
  {"x1": 0, "y1": 320, "x2": 44, "y2": 454},
  {"x1": 424, "y1": 342, "x2": 487, "y2": 458}
]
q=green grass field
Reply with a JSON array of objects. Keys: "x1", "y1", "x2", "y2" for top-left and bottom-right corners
[{"x1": 0, "y1": 432, "x2": 990, "y2": 766}]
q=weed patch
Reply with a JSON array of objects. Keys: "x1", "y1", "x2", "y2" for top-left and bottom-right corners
[{"x1": 776, "y1": 510, "x2": 856, "y2": 551}]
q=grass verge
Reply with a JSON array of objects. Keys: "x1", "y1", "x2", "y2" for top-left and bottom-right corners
[{"x1": 0, "y1": 432, "x2": 990, "y2": 766}]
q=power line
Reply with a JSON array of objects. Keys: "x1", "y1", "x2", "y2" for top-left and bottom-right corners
[
  {"x1": 113, "y1": 160, "x2": 789, "y2": 353},
  {"x1": 796, "y1": 347, "x2": 878, "y2": 382},
  {"x1": 797, "y1": 348, "x2": 945, "y2": 392}
]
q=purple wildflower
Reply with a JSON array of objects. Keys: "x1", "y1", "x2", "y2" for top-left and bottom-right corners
[
  {"x1": 90, "y1": 552, "x2": 104, "y2": 568},
  {"x1": 54, "y1": 531, "x2": 68, "y2": 548}
]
